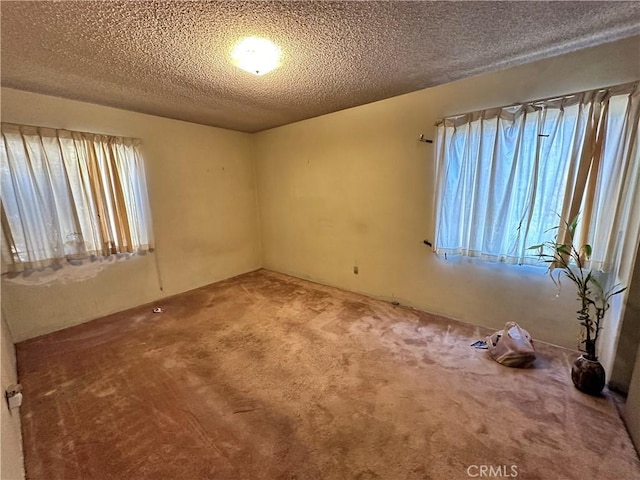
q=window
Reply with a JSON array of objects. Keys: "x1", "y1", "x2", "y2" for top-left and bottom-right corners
[
  {"x1": 1, "y1": 124, "x2": 154, "y2": 273},
  {"x1": 433, "y1": 82, "x2": 640, "y2": 281}
]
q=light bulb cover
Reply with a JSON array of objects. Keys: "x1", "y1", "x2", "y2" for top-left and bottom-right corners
[{"x1": 231, "y1": 37, "x2": 282, "y2": 76}]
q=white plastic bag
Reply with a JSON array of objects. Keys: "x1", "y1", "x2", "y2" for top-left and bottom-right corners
[{"x1": 487, "y1": 322, "x2": 536, "y2": 368}]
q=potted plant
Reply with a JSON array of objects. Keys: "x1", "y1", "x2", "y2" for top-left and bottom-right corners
[{"x1": 529, "y1": 216, "x2": 626, "y2": 395}]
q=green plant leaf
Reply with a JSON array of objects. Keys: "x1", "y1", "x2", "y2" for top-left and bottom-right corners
[
  {"x1": 585, "y1": 271, "x2": 592, "y2": 285},
  {"x1": 609, "y1": 287, "x2": 627, "y2": 297},
  {"x1": 569, "y1": 214, "x2": 580, "y2": 237},
  {"x1": 590, "y1": 276, "x2": 605, "y2": 296},
  {"x1": 531, "y1": 212, "x2": 626, "y2": 316}
]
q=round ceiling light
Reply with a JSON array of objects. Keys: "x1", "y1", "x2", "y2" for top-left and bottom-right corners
[{"x1": 231, "y1": 37, "x2": 282, "y2": 76}]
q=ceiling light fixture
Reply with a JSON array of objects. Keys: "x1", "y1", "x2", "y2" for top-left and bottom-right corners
[{"x1": 231, "y1": 37, "x2": 282, "y2": 76}]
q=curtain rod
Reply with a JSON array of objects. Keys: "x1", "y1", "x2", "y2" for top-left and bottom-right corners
[
  {"x1": 0, "y1": 121, "x2": 142, "y2": 143},
  {"x1": 435, "y1": 79, "x2": 639, "y2": 126}
]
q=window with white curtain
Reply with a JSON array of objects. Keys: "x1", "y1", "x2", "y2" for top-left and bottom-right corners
[
  {"x1": 434, "y1": 82, "x2": 640, "y2": 281},
  {"x1": 1, "y1": 124, "x2": 154, "y2": 273}
]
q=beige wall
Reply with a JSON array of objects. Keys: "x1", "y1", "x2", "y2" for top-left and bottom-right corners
[
  {"x1": 609, "y1": 245, "x2": 640, "y2": 393},
  {"x1": 255, "y1": 36, "x2": 640, "y2": 353},
  {"x1": 626, "y1": 341, "x2": 640, "y2": 453},
  {"x1": 0, "y1": 313, "x2": 25, "y2": 479},
  {"x1": 1, "y1": 88, "x2": 261, "y2": 341}
]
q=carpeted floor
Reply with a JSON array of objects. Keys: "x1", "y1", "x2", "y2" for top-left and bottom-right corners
[{"x1": 17, "y1": 269, "x2": 640, "y2": 480}]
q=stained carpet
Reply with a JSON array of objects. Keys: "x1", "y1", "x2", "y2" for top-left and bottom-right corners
[{"x1": 17, "y1": 270, "x2": 640, "y2": 479}]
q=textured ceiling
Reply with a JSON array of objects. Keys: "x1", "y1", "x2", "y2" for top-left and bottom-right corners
[{"x1": 2, "y1": 1, "x2": 640, "y2": 133}]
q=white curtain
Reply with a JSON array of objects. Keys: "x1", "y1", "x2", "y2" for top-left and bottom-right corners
[
  {"x1": 1, "y1": 124, "x2": 154, "y2": 273},
  {"x1": 434, "y1": 81, "x2": 640, "y2": 280}
]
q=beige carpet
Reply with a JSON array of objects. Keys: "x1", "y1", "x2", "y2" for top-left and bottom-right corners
[{"x1": 17, "y1": 269, "x2": 640, "y2": 479}]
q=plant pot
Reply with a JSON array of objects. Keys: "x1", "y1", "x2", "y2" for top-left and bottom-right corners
[{"x1": 571, "y1": 355, "x2": 605, "y2": 395}]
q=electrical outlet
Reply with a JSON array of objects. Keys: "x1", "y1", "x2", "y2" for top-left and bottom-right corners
[
  {"x1": 5, "y1": 384, "x2": 21, "y2": 397},
  {"x1": 5, "y1": 384, "x2": 22, "y2": 410}
]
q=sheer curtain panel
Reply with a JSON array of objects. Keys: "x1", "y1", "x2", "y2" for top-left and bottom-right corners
[
  {"x1": 434, "y1": 81, "x2": 640, "y2": 281},
  {"x1": 1, "y1": 124, "x2": 154, "y2": 273}
]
